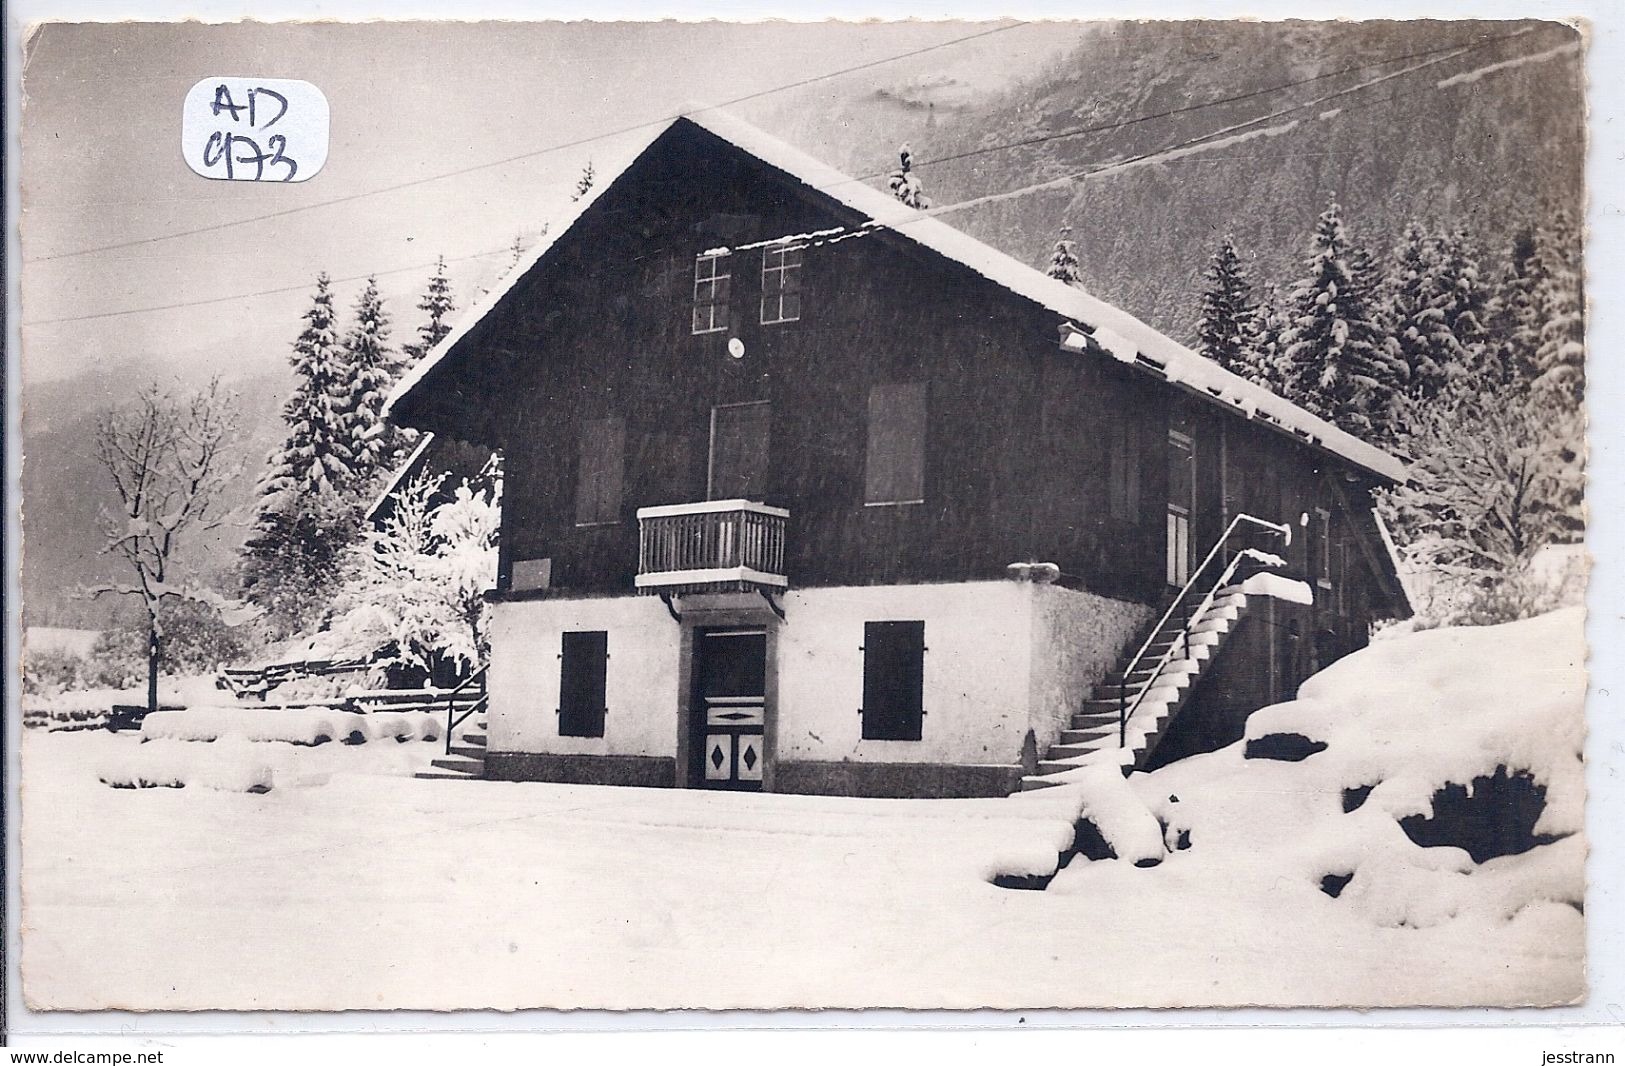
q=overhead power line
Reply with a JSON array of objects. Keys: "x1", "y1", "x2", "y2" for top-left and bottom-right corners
[
  {"x1": 921, "y1": 31, "x2": 1516, "y2": 216},
  {"x1": 852, "y1": 27, "x2": 1533, "y2": 183},
  {"x1": 21, "y1": 246, "x2": 514, "y2": 327},
  {"x1": 27, "y1": 22, "x2": 1024, "y2": 266},
  {"x1": 19, "y1": 27, "x2": 1567, "y2": 329}
]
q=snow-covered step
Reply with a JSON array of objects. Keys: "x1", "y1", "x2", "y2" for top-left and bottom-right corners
[
  {"x1": 1190, "y1": 613, "x2": 1240, "y2": 636},
  {"x1": 418, "y1": 703, "x2": 490, "y2": 782},
  {"x1": 1024, "y1": 568, "x2": 1280, "y2": 791},
  {"x1": 1107, "y1": 660, "x2": 1170, "y2": 679},
  {"x1": 1047, "y1": 742, "x2": 1107, "y2": 760}
]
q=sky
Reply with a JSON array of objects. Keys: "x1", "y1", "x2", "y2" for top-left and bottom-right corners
[{"x1": 17, "y1": 20, "x2": 1091, "y2": 389}]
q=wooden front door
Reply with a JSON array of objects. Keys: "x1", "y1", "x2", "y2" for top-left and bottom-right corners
[
  {"x1": 709, "y1": 401, "x2": 771, "y2": 500},
  {"x1": 1166, "y1": 429, "x2": 1195, "y2": 587},
  {"x1": 691, "y1": 628, "x2": 768, "y2": 791}
]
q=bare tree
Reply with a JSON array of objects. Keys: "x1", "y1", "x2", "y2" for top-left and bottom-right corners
[{"x1": 92, "y1": 381, "x2": 245, "y2": 713}]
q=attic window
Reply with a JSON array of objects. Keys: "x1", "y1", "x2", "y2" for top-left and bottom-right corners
[
  {"x1": 692, "y1": 251, "x2": 731, "y2": 335},
  {"x1": 760, "y1": 244, "x2": 803, "y2": 324}
]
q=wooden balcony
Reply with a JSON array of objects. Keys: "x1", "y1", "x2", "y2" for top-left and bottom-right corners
[{"x1": 635, "y1": 500, "x2": 789, "y2": 595}]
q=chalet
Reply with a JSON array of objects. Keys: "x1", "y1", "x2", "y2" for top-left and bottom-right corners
[{"x1": 385, "y1": 108, "x2": 1410, "y2": 797}]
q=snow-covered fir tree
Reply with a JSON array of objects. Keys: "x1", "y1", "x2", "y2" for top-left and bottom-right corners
[
  {"x1": 1481, "y1": 224, "x2": 1544, "y2": 384},
  {"x1": 887, "y1": 143, "x2": 932, "y2": 210},
  {"x1": 1045, "y1": 224, "x2": 1083, "y2": 286},
  {"x1": 402, "y1": 256, "x2": 456, "y2": 364},
  {"x1": 252, "y1": 273, "x2": 354, "y2": 505},
  {"x1": 572, "y1": 159, "x2": 595, "y2": 202},
  {"x1": 1433, "y1": 229, "x2": 1489, "y2": 360},
  {"x1": 332, "y1": 275, "x2": 396, "y2": 485},
  {"x1": 238, "y1": 492, "x2": 363, "y2": 639},
  {"x1": 1533, "y1": 209, "x2": 1585, "y2": 402},
  {"x1": 1197, "y1": 237, "x2": 1265, "y2": 378},
  {"x1": 1381, "y1": 206, "x2": 1585, "y2": 625},
  {"x1": 240, "y1": 273, "x2": 368, "y2": 635},
  {"x1": 1386, "y1": 224, "x2": 1464, "y2": 403},
  {"x1": 1250, "y1": 282, "x2": 1293, "y2": 393},
  {"x1": 1279, "y1": 200, "x2": 1404, "y2": 441},
  {"x1": 1348, "y1": 239, "x2": 1407, "y2": 408}
]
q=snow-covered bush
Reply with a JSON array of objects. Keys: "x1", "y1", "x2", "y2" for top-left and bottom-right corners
[
  {"x1": 140, "y1": 706, "x2": 441, "y2": 746},
  {"x1": 98, "y1": 738, "x2": 275, "y2": 793},
  {"x1": 21, "y1": 645, "x2": 102, "y2": 697},
  {"x1": 328, "y1": 471, "x2": 499, "y2": 677}
]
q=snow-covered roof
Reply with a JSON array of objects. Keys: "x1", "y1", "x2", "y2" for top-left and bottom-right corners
[
  {"x1": 364, "y1": 432, "x2": 436, "y2": 523},
  {"x1": 385, "y1": 107, "x2": 1406, "y2": 484}
]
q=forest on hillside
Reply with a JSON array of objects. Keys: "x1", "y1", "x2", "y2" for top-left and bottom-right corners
[{"x1": 766, "y1": 20, "x2": 1584, "y2": 346}]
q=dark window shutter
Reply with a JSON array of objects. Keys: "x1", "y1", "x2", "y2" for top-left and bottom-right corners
[
  {"x1": 864, "y1": 383, "x2": 927, "y2": 504},
  {"x1": 575, "y1": 417, "x2": 625, "y2": 525},
  {"x1": 709, "y1": 402, "x2": 772, "y2": 500},
  {"x1": 1313, "y1": 508, "x2": 1331, "y2": 583},
  {"x1": 861, "y1": 620, "x2": 924, "y2": 741},
  {"x1": 558, "y1": 630, "x2": 608, "y2": 737},
  {"x1": 1108, "y1": 419, "x2": 1141, "y2": 520},
  {"x1": 1125, "y1": 423, "x2": 1141, "y2": 514}
]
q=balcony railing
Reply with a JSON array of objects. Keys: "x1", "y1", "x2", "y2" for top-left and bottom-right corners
[{"x1": 635, "y1": 500, "x2": 789, "y2": 595}]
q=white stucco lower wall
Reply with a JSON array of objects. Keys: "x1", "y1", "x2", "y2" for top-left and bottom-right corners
[
  {"x1": 1026, "y1": 585, "x2": 1157, "y2": 754},
  {"x1": 775, "y1": 581, "x2": 1033, "y2": 766},
  {"x1": 487, "y1": 595, "x2": 681, "y2": 757},
  {"x1": 484, "y1": 580, "x2": 1152, "y2": 773}
]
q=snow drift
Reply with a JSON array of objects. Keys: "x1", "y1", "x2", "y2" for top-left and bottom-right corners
[{"x1": 1004, "y1": 607, "x2": 1586, "y2": 972}]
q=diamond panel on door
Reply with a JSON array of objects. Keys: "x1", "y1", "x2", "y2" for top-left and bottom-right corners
[
  {"x1": 704, "y1": 734, "x2": 735, "y2": 781},
  {"x1": 692, "y1": 629, "x2": 769, "y2": 791},
  {"x1": 736, "y1": 733, "x2": 764, "y2": 782}
]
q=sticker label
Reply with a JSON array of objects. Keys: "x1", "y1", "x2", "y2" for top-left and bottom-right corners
[{"x1": 181, "y1": 77, "x2": 329, "y2": 183}]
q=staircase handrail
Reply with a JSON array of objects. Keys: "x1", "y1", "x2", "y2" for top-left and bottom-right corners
[
  {"x1": 1118, "y1": 513, "x2": 1292, "y2": 748},
  {"x1": 444, "y1": 664, "x2": 490, "y2": 756}
]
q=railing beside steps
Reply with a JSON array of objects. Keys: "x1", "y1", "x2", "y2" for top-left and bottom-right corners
[
  {"x1": 1118, "y1": 514, "x2": 1293, "y2": 748},
  {"x1": 443, "y1": 666, "x2": 489, "y2": 756},
  {"x1": 635, "y1": 500, "x2": 789, "y2": 595}
]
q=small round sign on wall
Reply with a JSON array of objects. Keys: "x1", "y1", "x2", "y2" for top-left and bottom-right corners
[{"x1": 181, "y1": 76, "x2": 329, "y2": 183}]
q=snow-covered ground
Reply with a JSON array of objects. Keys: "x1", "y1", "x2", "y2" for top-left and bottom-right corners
[{"x1": 20, "y1": 610, "x2": 1585, "y2": 1010}]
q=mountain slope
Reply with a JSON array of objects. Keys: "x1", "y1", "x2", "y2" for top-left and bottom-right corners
[{"x1": 763, "y1": 19, "x2": 1585, "y2": 344}]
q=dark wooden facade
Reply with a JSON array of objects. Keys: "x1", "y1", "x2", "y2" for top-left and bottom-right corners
[{"x1": 395, "y1": 119, "x2": 1407, "y2": 646}]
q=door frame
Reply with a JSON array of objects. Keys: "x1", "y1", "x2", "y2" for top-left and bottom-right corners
[
  {"x1": 1166, "y1": 428, "x2": 1196, "y2": 587},
  {"x1": 674, "y1": 602, "x2": 780, "y2": 791}
]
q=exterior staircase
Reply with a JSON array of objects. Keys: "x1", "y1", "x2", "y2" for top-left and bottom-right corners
[
  {"x1": 415, "y1": 707, "x2": 488, "y2": 780},
  {"x1": 1020, "y1": 515, "x2": 1297, "y2": 792},
  {"x1": 413, "y1": 665, "x2": 491, "y2": 781}
]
